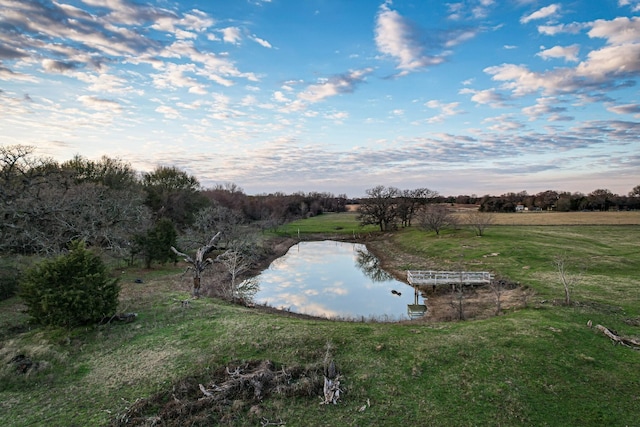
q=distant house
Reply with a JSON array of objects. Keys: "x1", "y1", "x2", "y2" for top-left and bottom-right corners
[{"x1": 515, "y1": 204, "x2": 525, "y2": 212}]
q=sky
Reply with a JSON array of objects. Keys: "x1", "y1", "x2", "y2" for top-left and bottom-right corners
[{"x1": 1, "y1": 0, "x2": 639, "y2": 197}]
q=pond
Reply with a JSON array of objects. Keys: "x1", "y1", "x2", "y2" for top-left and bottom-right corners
[{"x1": 250, "y1": 240, "x2": 425, "y2": 321}]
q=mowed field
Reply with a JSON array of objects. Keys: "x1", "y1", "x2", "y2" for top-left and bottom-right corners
[
  {"x1": 482, "y1": 211, "x2": 640, "y2": 225},
  {"x1": 346, "y1": 203, "x2": 640, "y2": 226}
]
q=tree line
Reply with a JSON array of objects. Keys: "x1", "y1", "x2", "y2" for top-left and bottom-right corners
[
  {"x1": 0, "y1": 145, "x2": 348, "y2": 259},
  {"x1": 438, "y1": 188, "x2": 640, "y2": 212},
  {"x1": 2, "y1": 144, "x2": 638, "y2": 259},
  {"x1": 355, "y1": 185, "x2": 494, "y2": 236}
]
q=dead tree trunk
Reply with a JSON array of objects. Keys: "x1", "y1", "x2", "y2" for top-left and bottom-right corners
[
  {"x1": 591, "y1": 322, "x2": 640, "y2": 349},
  {"x1": 171, "y1": 232, "x2": 222, "y2": 298}
]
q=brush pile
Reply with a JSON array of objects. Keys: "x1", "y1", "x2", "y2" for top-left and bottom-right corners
[{"x1": 111, "y1": 358, "x2": 339, "y2": 426}]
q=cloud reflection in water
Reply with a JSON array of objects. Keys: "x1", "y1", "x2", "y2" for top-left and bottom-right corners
[{"x1": 253, "y1": 240, "x2": 415, "y2": 320}]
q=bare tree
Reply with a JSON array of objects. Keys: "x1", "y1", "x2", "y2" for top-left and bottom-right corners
[
  {"x1": 397, "y1": 188, "x2": 438, "y2": 227},
  {"x1": 171, "y1": 232, "x2": 222, "y2": 298},
  {"x1": 417, "y1": 204, "x2": 454, "y2": 235},
  {"x1": 216, "y1": 239, "x2": 257, "y2": 301},
  {"x1": 1, "y1": 145, "x2": 151, "y2": 255},
  {"x1": 552, "y1": 254, "x2": 584, "y2": 305},
  {"x1": 465, "y1": 210, "x2": 495, "y2": 236},
  {"x1": 357, "y1": 185, "x2": 401, "y2": 231},
  {"x1": 490, "y1": 277, "x2": 506, "y2": 315},
  {"x1": 451, "y1": 281, "x2": 466, "y2": 321},
  {"x1": 183, "y1": 203, "x2": 245, "y2": 250}
]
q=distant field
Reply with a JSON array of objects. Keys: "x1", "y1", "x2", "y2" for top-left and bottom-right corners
[
  {"x1": 280, "y1": 211, "x2": 640, "y2": 234},
  {"x1": 478, "y1": 211, "x2": 640, "y2": 225},
  {"x1": 346, "y1": 204, "x2": 640, "y2": 226}
]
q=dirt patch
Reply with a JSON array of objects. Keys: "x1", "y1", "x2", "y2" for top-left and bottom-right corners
[
  {"x1": 365, "y1": 236, "x2": 533, "y2": 322},
  {"x1": 414, "y1": 285, "x2": 534, "y2": 322}
]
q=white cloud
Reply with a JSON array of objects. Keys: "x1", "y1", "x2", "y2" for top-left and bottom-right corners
[
  {"x1": 152, "y1": 11, "x2": 214, "y2": 34},
  {"x1": 221, "y1": 27, "x2": 242, "y2": 44},
  {"x1": 606, "y1": 103, "x2": 640, "y2": 117},
  {"x1": 374, "y1": 3, "x2": 444, "y2": 74},
  {"x1": 537, "y1": 44, "x2": 580, "y2": 62},
  {"x1": 175, "y1": 29, "x2": 197, "y2": 40},
  {"x1": 74, "y1": 71, "x2": 133, "y2": 93},
  {"x1": 152, "y1": 62, "x2": 198, "y2": 90},
  {"x1": 273, "y1": 91, "x2": 291, "y2": 103},
  {"x1": 325, "y1": 111, "x2": 349, "y2": 122},
  {"x1": 425, "y1": 100, "x2": 463, "y2": 123},
  {"x1": 522, "y1": 96, "x2": 570, "y2": 121},
  {"x1": 445, "y1": 29, "x2": 479, "y2": 48},
  {"x1": 155, "y1": 104, "x2": 181, "y2": 119},
  {"x1": 576, "y1": 43, "x2": 640, "y2": 80},
  {"x1": 459, "y1": 87, "x2": 508, "y2": 107},
  {"x1": 588, "y1": 16, "x2": 640, "y2": 44},
  {"x1": 520, "y1": 4, "x2": 561, "y2": 24},
  {"x1": 156, "y1": 40, "x2": 258, "y2": 88},
  {"x1": 483, "y1": 114, "x2": 525, "y2": 132},
  {"x1": 485, "y1": 14, "x2": 640, "y2": 98},
  {"x1": 447, "y1": 0, "x2": 495, "y2": 20},
  {"x1": 619, "y1": 0, "x2": 640, "y2": 12},
  {"x1": 78, "y1": 95, "x2": 123, "y2": 113},
  {"x1": 188, "y1": 85, "x2": 208, "y2": 95},
  {"x1": 251, "y1": 35, "x2": 273, "y2": 48},
  {"x1": 538, "y1": 22, "x2": 586, "y2": 35},
  {"x1": 298, "y1": 68, "x2": 373, "y2": 103}
]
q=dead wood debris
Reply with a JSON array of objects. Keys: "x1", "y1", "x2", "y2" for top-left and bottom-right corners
[
  {"x1": 110, "y1": 359, "x2": 334, "y2": 426},
  {"x1": 320, "y1": 360, "x2": 341, "y2": 405},
  {"x1": 260, "y1": 418, "x2": 286, "y2": 426},
  {"x1": 588, "y1": 320, "x2": 640, "y2": 350}
]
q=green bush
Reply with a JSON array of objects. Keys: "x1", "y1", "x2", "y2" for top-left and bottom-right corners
[
  {"x1": 134, "y1": 218, "x2": 178, "y2": 268},
  {"x1": 20, "y1": 241, "x2": 120, "y2": 327}
]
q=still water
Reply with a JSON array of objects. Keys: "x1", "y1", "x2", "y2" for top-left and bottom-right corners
[{"x1": 252, "y1": 240, "x2": 422, "y2": 321}]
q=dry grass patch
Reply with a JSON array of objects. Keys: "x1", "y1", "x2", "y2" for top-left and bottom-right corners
[
  {"x1": 486, "y1": 211, "x2": 640, "y2": 225},
  {"x1": 84, "y1": 347, "x2": 183, "y2": 390}
]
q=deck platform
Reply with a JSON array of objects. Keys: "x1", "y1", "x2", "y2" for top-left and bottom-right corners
[{"x1": 407, "y1": 270, "x2": 493, "y2": 287}]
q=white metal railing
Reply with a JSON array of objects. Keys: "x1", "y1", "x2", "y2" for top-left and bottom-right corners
[{"x1": 407, "y1": 270, "x2": 493, "y2": 286}]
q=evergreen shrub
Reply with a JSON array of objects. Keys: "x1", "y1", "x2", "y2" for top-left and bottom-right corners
[{"x1": 20, "y1": 241, "x2": 120, "y2": 327}]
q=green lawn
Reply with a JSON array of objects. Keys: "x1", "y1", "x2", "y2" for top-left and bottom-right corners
[
  {"x1": 1, "y1": 214, "x2": 639, "y2": 426},
  {"x1": 275, "y1": 211, "x2": 379, "y2": 236}
]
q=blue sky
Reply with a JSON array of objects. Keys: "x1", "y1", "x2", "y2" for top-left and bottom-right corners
[{"x1": 1, "y1": 0, "x2": 639, "y2": 197}]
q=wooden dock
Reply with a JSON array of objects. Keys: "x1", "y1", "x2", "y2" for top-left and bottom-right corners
[{"x1": 407, "y1": 270, "x2": 493, "y2": 287}]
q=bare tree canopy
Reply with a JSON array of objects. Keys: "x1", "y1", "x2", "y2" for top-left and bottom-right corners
[
  {"x1": 465, "y1": 211, "x2": 494, "y2": 236},
  {"x1": 552, "y1": 254, "x2": 585, "y2": 305},
  {"x1": 357, "y1": 185, "x2": 401, "y2": 231},
  {"x1": 417, "y1": 204, "x2": 454, "y2": 235},
  {"x1": 1, "y1": 145, "x2": 151, "y2": 255},
  {"x1": 397, "y1": 188, "x2": 438, "y2": 227}
]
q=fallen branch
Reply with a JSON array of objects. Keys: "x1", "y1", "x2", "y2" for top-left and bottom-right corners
[
  {"x1": 589, "y1": 321, "x2": 640, "y2": 349},
  {"x1": 260, "y1": 418, "x2": 286, "y2": 426},
  {"x1": 198, "y1": 383, "x2": 213, "y2": 397},
  {"x1": 100, "y1": 312, "x2": 137, "y2": 324}
]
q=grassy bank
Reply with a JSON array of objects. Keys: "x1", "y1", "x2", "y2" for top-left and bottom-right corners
[{"x1": 1, "y1": 212, "x2": 639, "y2": 426}]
